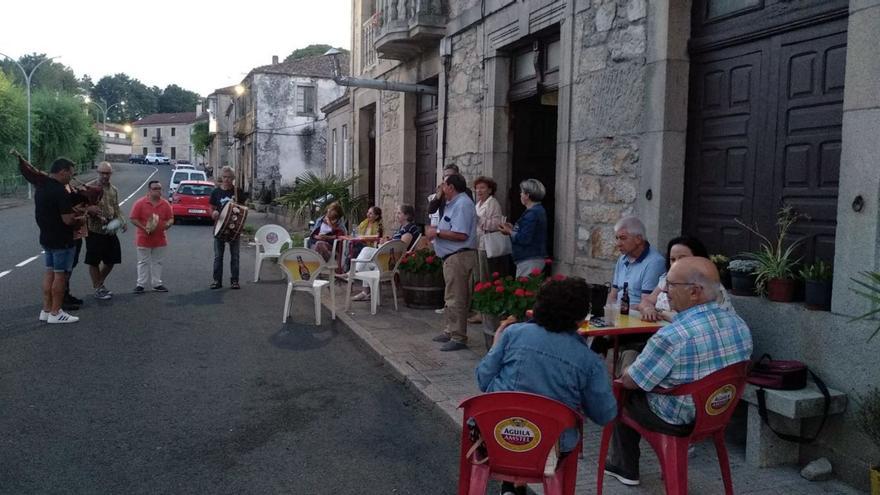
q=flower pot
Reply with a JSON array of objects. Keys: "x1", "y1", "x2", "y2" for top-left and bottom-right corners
[
  {"x1": 730, "y1": 272, "x2": 758, "y2": 296},
  {"x1": 766, "y1": 277, "x2": 796, "y2": 302},
  {"x1": 804, "y1": 279, "x2": 832, "y2": 311},
  {"x1": 871, "y1": 465, "x2": 880, "y2": 495},
  {"x1": 482, "y1": 313, "x2": 502, "y2": 351},
  {"x1": 720, "y1": 270, "x2": 732, "y2": 290},
  {"x1": 399, "y1": 271, "x2": 445, "y2": 309}
]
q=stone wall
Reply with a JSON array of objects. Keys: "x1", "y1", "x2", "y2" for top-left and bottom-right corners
[{"x1": 445, "y1": 26, "x2": 485, "y2": 178}]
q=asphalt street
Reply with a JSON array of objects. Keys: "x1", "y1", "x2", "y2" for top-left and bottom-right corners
[{"x1": 0, "y1": 164, "x2": 460, "y2": 494}]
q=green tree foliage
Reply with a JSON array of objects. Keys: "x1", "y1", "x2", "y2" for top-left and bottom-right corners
[
  {"x1": 284, "y1": 44, "x2": 348, "y2": 63},
  {"x1": 31, "y1": 92, "x2": 100, "y2": 169},
  {"x1": 0, "y1": 71, "x2": 26, "y2": 176},
  {"x1": 92, "y1": 73, "x2": 159, "y2": 123},
  {"x1": 0, "y1": 53, "x2": 79, "y2": 93},
  {"x1": 158, "y1": 84, "x2": 201, "y2": 113},
  {"x1": 275, "y1": 171, "x2": 367, "y2": 224},
  {"x1": 191, "y1": 121, "x2": 213, "y2": 157}
]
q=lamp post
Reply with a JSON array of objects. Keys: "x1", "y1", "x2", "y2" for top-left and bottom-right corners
[
  {"x1": 84, "y1": 97, "x2": 125, "y2": 161},
  {"x1": 0, "y1": 52, "x2": 59, "y2": 199}
]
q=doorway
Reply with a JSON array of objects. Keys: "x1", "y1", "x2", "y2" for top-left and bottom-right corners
[
  {"x1": 358, "y1": 105, "x2": 377, "y2": 206},
  {"x1": 414, "y1": 91, "x2": 439, "y2": 225},
  {"x1": 509, "y1": 95, "x2": 557, "y2": 258}
]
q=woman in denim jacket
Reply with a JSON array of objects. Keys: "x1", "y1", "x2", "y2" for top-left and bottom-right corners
[{"x1": 498, "y1": 178, "x2": 548, "y2": 277}]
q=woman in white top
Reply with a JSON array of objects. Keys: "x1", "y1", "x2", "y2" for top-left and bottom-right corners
[
  {"x1": 637, "y1": 235, "x2": 736, "y2": 322},
  {"x1": 473, "y1": 176, "x2": 505, "y2": 282}
]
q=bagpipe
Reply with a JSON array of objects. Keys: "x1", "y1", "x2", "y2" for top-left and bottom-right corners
[{"x1": 10, "y1": 149, "x2": 103, "y2": 205}]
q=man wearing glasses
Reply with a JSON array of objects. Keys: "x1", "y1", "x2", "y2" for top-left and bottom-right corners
[
  {"x1": 209, "y1": 166, "x2": 247, "y2": 290},
  {"x1": 603, "y1": 257, "x2": 752, "y2": 487},
  {"x1": 129, "y1": 180, "x2": 173, "y2": 294},
  {"x1": 85, "y1": 162, "x2": 126, "y2": 300}
]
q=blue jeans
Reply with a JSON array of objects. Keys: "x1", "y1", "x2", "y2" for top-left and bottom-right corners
[
  {"x1": 43, "y1": 246, "x2": 76, "y2": 273},
  {"x1": 213, "y1": 237, "x2": 240, "y2": 283}
]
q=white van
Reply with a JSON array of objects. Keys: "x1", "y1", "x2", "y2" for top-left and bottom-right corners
[{"x1": 169, "y1": 169, "x2": 208, "y2": 196}]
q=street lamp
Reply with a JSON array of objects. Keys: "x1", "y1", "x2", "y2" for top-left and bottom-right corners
[
  {"x1": 0, "y1": 52, "x2": 59, "y2": 199},
  {"x1": 84, "y1": 96, "x2": 125, "y2": 161}
]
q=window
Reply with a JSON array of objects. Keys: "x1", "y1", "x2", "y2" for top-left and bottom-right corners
[
  {"x1": 332, "y1": 129, "x2": 338, "y2": 174},
  {"x1": 171, "y1": 127, "x2": 176, "y2": 137},
  {"x1": 142, "y1": 147, "x2": 148, "y2": 155},
  {"x1": 143, "y1": 129, "x2": 147, "y2": 137},
  {"x1": 156, "y1": 148, "x2": 162, "y2": 153},
  {"x1": 341, "y1": 124, "x2": 349, "y2": 176},
  {"x1": 297, "y1": 85, "x2": 317, "y2": 115},
  {"x1": 171, "y1": 147, "x2": 177, "y2": 159},
  {"x1": 156, "y1": 128, "x2": 161, "y2": 138}
]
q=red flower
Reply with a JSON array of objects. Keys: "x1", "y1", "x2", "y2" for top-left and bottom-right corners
[
  {"x1": 517, "y1": 277, "x2": 529, "y2": 283},
  {"x1": 492, "y1": 271, "x2": 500, "y2": 279},
  {"x1": 514, "y1": 288, "x2": 526, "y2": 297},
  {"x1": 544, "y1": 258, "x2": 553, "y2": 265},
  {"x1": 426, "y1": 255, "x2": 435, "y2": 263},
  {"x1": 524, "y1": 290, "x2": 534, "y2": 297},
  {"x1": 494, "y1": 279, "x2": 503, "y2": 286},
  {"x1": 552, "y1": 273, "x2": 566, "y2": 281},
  {"x1": 530, "y1": 268, "x2": 543, "y2": 276},
  {"x1": 495, "y1": 286, "x2": 505, "y2": 293}
]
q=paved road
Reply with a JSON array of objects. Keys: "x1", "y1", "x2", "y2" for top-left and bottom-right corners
[{"x1": 0, "y1": 164, "x2": 460, "y2": 494}]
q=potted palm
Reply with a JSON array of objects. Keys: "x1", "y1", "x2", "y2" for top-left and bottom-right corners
[
  {"x1": 799, "y1": 260, "x2": 833, "y2": 310},
  {"x1": 737, "y1": 206, "x2": 805, "y2": 302},
  {"x1": 397, "y1": 248, "x2": 445, "y2": 309},
  {"x1": 727, "y1": 259, "x2": 760, "y2": 296},
  {"x1": 856, "y1": 388, "x2": 880, "y2": 494}
]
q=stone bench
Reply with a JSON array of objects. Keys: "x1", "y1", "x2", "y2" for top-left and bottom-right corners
[{"x1": 741, "y1": 382, "x2": 847, "y2": 467}]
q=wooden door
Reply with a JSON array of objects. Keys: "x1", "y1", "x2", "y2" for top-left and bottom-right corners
[{"x1": 415, "y1": 121, "x2": 437, "y2": 225}]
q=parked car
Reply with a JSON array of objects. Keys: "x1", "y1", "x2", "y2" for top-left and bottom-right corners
[
  {"x1": 145, "y1": 153, "x2": 171, "y2": 165},
  {"x1": 171, "y1": 180, "x2": 215, "y2": 222},
  {"x1": 173, "y1": 164, "x2": 196, "y2": 170},
  {"x1": 169, "y1": 169, "x2": 208, "y2": 197},
  {"x1": 128, "y1": 154, "x2": 145, "y2": 164}
]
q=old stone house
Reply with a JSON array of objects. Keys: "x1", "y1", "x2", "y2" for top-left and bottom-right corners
[
  {"x1": 132, "y1": 111, "x2": 208, "y2": 164},
  {"x1": 94, "y1": 122, "x2": 132, "y2": 161},
  {"x1": 205, "y1": 85, "x2": 238, "y2": 177},
  {"x1": 328, "y1": 0, "x2": 880, "y2": 488},
  {"x1": 233, "y1": 54, "x2": 349, "y2": 198}
]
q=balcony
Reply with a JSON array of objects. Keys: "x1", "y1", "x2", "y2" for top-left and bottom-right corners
[
  {"x1": 151, "y1": 136, "x2": 162, "y2": 145},
  {"x1": 374, "y1": 0, "x2": 445, "y2": 61},
  {"x1": 361, "y1": 13, "x2": 379, "y2": 71}
]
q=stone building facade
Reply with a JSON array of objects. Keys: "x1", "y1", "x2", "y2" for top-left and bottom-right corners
[
  {"x1": 338, "y1": 0, "x2": 880, "y2": 488},
  {"x1": 323, "y1": 91, "x2": 353, "y2": 178},
  {"x1": 131, "y1": 111, "x2": 208, "y2": 164},
  {"x1": 95, "y1": 122, "x2": 132, "y2": 159},
  {"x1": 233, "y1": 54, "x2": 348, "y2": 198},
  {"x1": 205, "y1": 85, "x2": 238, "y2": 177}
]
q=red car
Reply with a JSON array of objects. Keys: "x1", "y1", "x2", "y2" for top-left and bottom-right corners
[{"x1": 171, "y1": 180, "x2": 215, "y2": 222}]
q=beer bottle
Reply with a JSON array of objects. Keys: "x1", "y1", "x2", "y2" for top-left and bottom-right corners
[
  {"x1": 620, "y1": 282, "x2": 630, "y2": 315},
  {"x1": 297, "y1": 256, "x2": 311, "y2": 281}
]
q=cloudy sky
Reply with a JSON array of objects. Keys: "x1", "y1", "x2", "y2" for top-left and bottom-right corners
[{"x1": 0, "y1": 0, "x2": 351, "y2": 96}]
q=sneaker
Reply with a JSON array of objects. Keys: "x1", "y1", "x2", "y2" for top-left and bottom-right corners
[
  {"x1": 431, "y1": 334, "x2": 451, "y2": 343},
  {"x1": 440, "y1": 341, "x2": 468, "y2": 352},
  {"x1": 100, "y1": 285, "x2": 113, "y2": 296},
  {"x1": 434, "y1": 308, "x2": 445, "y2": 314},
  {"x1": 210, "y1": 281, "x2": 222, "y2": 289},
  {"x1": 94, "y1": 287, "x2": 112, "y2": 300},
  {"x1": 230, "y1": 281, "x2": 240, "y2": 290},
  {"x1": 153, "y1": 285, "x2": 169, "y2": 292},
  {"x1": 604, "y1": 463, "x2": 640, "y2": 486},
  {"x1": 47, "y1": 310, "x2": 79, "y2": 324},
  {"x1": 467, "y1": 313, "x2": 483, "y2": 324},
  {"x1": 39, "y1": 310, "x2": 50, "y2": 322},
  {"x1": 351, "y1": 291, "x2": 370, "y2": 301},
  {"x1": 64, "y1": 293, "x2": 84, "y2": 305},
  {"x1": 133, "y1": 286, "x2": 145, "y2": 294}
]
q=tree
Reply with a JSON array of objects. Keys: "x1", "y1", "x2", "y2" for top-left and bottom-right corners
[
  {"x1": 0, "y1": 53, "x2": 79, "y2": 93},
  {"x1": 191, "y1": 121, "x2": 213, "y2": 157},
  {"x1": 284, "y1": 44, "x2": 349, "y2": 63},
  {"x1": 158, "y1": 84, "x2": 201, "y2": 113},
  {"x1": 0, "y1": 71, "x2": 26, "y2": 175},
  {"x1": 92, "y1": 74, "x2": 158, "y2": 123},
  {"x1": 31, "y1": 91, "x2": 100, "y2": 168}
]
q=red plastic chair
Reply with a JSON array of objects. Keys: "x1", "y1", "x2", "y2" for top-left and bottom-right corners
[
  {"x1": 596, "y1": 361, "x2": 749, "y2": 495},
  {"x1": 458, "y1": 392, "x2": 583, "y2": 495}
]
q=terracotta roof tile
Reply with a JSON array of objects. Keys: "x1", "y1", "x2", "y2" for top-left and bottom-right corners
[
  {"x1": 133, "y1": 112, "x2": 200, "y2": 126},
  {"x1": 249, "y1": 53, "x2": 350, "y2": 79}
]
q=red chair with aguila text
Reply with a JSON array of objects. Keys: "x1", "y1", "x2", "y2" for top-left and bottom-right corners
[
  {"x1": 458, "y1": 392, "x2": 583, "y2": 495},
  {"x1": 596, "y1": 361, "x2": 749, "y2": 495}
]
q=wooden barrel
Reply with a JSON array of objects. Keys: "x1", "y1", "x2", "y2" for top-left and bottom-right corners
[{"x1": 400, "y1": 271, "x2": 445, "y2": 309}]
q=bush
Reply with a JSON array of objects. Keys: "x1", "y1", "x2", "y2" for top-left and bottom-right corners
[{"x1": 398, "y1": 248, "x2": 442, "y2": 275}]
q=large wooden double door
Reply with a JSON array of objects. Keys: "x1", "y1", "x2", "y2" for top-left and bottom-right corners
[{"x1": 683, "y1": 1, "x2": 848, "y2": 263}]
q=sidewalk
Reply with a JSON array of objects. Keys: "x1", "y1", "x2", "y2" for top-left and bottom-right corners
[{"x1": 330, "y1": 289, "x2": 862, "y2": 494}]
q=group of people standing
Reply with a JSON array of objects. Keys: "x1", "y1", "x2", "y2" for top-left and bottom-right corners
[{"x1": 33, "y1": 161, "x2": 244, "y2": 324}]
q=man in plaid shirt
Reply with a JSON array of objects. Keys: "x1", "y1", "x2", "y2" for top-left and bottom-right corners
[{"x1": 604, "y1": 257, "x2": 753, "y2": 487}]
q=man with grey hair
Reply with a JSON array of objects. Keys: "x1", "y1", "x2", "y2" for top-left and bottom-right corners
[
  {"x1": 604, "y1": 257, "x2": 752, "y2": 487},
  {"x1": 606, "y1": 216, "x2": 666, "y2": 307},
  {"x1": 210, "y1": 166, "x2": 248, "y2": 289},
  {"x1": 85, "y1": 162, "x2": 126, "y2": 300}
]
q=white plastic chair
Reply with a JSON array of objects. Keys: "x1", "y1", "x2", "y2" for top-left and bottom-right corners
[
  {"x1": 303, "y1": 236, "x2": 342, "y2": 275},
  {"x1": 254, "y1": 224, "x2": 292, "y2": 282},
  {"x1": 278, "y1": 248, "x2": 336, "y2": 325},
  {"x1": 338, "y1": 240, "x2": 406, "y2": 315}
]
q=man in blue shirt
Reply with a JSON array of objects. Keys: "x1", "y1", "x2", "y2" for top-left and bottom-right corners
[
  {"x1": 606, "y1": 216, "x2": 666, "y2": 307},
  {"x1": 604, "y1": 257, "x2": 753, "y2": 487},
  {"x1": 427, "y1": 173, "x2": 477, "y2": 351}
]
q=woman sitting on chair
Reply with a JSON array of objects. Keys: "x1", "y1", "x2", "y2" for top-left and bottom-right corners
[
  {"x1": 349, "y1": 206, "x2": 385, "y2": 261},
  {"x1": 308, "y1": 202, "x2": 347, "y2": 262},
  {"x1": 351, "y1": 204, "x2": 421, "y2": 302}
]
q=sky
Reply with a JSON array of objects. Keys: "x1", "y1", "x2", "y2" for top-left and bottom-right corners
[{"x1": 0, "y1": 0, "x2": 352, "y2": 97}]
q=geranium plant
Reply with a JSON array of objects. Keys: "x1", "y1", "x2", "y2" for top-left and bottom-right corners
[
  {"x1": 398, "y1": 247, "x2": 443, "y2": 275},
  {"x1": 472, "y1": 261, "x2": 557, "y2": 320}
]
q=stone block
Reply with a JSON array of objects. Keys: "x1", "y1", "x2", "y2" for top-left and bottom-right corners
[
  {"x1": 741, "y1": 383, "x2": 848, "y2": 419},
  {"x1": 601, "y1": 179, "x2": 637, "y2": 204},
  {"x1": 746, "y1": 403, "x2": 800, "y2": 467},
  {"x1": 609, "y1": 24, "x2": 646, "y2": 62},
  {"x1": 580, "y1": 45, "x2": 609, "y2": 73},
  {"x1": 842, "y1": 6, "x2": 880, "y2": 112},
  {"x1": 579, "y1": 202, "x2": 624, "y2": 224},
  {"x1": 590, "y1": 225, "x2": 617, "y2": 259},
  {"x1": 574, "y1": 137, "x2": 640, "y2": 176},
  {"x1": 572, "y1": 63, "x2": 645, "y2": 139},
  {"x1": 595, "y1": 3, "x2": 617, "y2": 32},
  {"x1": 626, "y1": 0, "x2": 646, "y2": 21},
  {"x1": 576, "y1": 175, "x2": 601, "y2": 201},
  {"x1": 801, "y1": 457, "x2": 833, "y2": 481}
]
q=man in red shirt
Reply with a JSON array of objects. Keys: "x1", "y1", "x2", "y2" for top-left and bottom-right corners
[{"x1": 129, "y1": 180, "x2": 173, "y2": 293}]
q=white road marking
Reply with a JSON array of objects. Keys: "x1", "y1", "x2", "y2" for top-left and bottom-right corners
[
  {"x1": 1, "y1": 166, "x2": 159, "y2": 281},
  {"x1": 16, "y1": 256, "x2": 39, "y2": 267}
]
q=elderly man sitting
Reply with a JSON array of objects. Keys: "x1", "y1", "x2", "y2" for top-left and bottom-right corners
[
  {"x1": 606, "y1": 216, "x2": 666, "y2": 307},
  {"x1": 604, "y1": 257, "x2": 753, "y2": 487}
]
